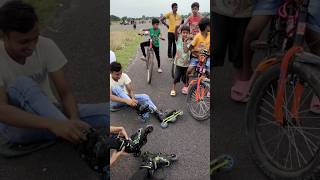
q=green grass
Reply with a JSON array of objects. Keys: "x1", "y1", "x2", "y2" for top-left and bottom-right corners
[
  {"x1": 24, "y1": 0, "x2": 58, "y2": 25},
  {"x1": 110, "y1": 29, "x2": 142, "y2": 69}
]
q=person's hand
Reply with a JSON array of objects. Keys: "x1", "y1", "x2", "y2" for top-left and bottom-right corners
[
  {"x1": 110, "y1": 126, "x2": 129, "y2": 140},
  {"x1": 165, "y1": 24, "x2": 169, "y2": 29},
  {"x1": 110, "y1": 148, "x2": 128, "y2": 166},
  {"x1": 125, "y1": 99, "x2": 137, "y2": 107},
  {"x1": 48, "y1": 120, "x2": 90, "y2": 144}
]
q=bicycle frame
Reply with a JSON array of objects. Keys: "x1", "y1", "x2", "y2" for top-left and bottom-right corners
[
  {"x1": 271, "y1": 0, "x2": 309, "y2": 124},
  {"x1": 189, "y1": 54, "x2": 209, "y2": 102}
]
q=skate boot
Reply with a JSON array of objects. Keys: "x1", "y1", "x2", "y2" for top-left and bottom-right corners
[
  {"x1": 153, "y1": 109, "x2": 165, "y2": 122},
  {"x1": 77, "y1": 128, "x2": 108, "y2": 177},
  {"x1": 140, "y1": 151, "x2": 178, "y2": 176},
  {"x1": 135, "y1": 103, "x2": 152, "y2": 122},
  {"x1": 118, "y1": 125, "x2": 154, "y2": 157}
]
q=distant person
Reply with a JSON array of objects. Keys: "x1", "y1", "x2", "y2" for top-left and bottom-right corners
[
  {"x1": 139, "y1": 18, "x2": 165, "y2": 73},
  {"x1": 0, "y1": 1, "x2": 107, "y2": 145},
  {"x1": 110, "y1": 50, "x2": 116, "y2": 64},
  {"x1": 161, "y1": 3, "x2": 182, "y2": 62}
]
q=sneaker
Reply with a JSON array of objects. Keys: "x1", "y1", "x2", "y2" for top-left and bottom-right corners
[
  {"x1": 140, "y1": 56, "x2": 146, "y2": 61},
  {"x1": 158, "y1": 68, "x2": 163, "y2": 73}
]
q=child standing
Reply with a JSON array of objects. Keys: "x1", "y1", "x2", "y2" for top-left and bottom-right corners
[
  {"x1": 140, "y1": 18, "x2": 165, "y2": 73},
  {"x1": 181, "y1": 2, "x2": 203, "y2": 36},
  {"x1": 171, "y1": 25, "x2": 191, "y2": 96}
]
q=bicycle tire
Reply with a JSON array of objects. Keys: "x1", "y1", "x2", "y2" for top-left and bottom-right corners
[
  {"x1": 146, "y1": 49, "x2": 153, "y2": 84},
  {"x1": 246, "y1": 62, "x2": 320, "y2": 180},
  {"x1": 186, "y1": 81, "x2": 210, "y2": 121}
]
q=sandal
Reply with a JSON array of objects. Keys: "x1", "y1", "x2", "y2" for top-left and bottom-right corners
[
  {"x1": 170, "y1": 90, "x2": 176, "y2": 97},
  {"x1": 310, "y1": 95, "x2": 320, "y2": 114},
  {"x1": 181, "y1": 86, "x2": 188, "y2": 95}
]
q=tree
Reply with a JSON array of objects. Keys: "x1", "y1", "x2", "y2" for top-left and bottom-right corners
[
  {"x1": 110, "y1": 15, "x2": 120, "y2": 21},
  {"x1": 121, "y1": 16, "x2": 128, "y2": 21},
  {"x1": 142, "y1": 15, "x2": 146, "y2": 19}
]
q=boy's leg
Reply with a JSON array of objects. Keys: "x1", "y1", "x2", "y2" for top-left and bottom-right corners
[
  {"x1": 242, "y1": 15, "x2": 271, "y2": 80},
  {"x1": 174, "y1": 66, "x2": 182, "y2": 84},
  {"x1": 134, "y1": 94, "x2": 157, "y2": 111},
  {"x1": 1, "y1": 77, "x2": 67, "y2": 144},
  {"x1": 172, "y1": 35, "x2": 177, "y2": 58},
  {"x1": 140, "y1": 41, "x2": 149, "y2": 58},
  {"x1": 181, "y1": 67, "x2": 188, "y2": 85},
  {"x1": 153, "y1": 46, "x2": 161, "y2": 68},
  {"x1": 77, "y1": 103, "x2": 108, "y2": 129},
  {"x1": 111, "y1": 86, "x2": 131, "y2": 108}
]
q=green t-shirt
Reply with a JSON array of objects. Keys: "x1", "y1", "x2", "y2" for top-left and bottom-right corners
[{"x1": 149, "y1": 28, "x2": 161, "y2": 47}]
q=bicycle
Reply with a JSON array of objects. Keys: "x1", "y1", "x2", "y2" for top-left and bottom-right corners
[
  {"x1": 246, "y1": 0, "x2": 320, "y2": 179},
  {"x1": 186, "y1": 49, "x2": 210, "y2": 121}
]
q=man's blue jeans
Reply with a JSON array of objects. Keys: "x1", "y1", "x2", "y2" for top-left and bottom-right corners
[
  {"x1": 0, "y1": 77, "x2": 108, "y2": 144},
  {"x1": 110, "y1": 86, "x2": 157, "y2": 111}
]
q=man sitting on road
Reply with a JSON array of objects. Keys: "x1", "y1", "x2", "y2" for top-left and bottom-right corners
[
  {"x1": 110, "y1": 62, "x2": 163, "y2": 121},
  {"x1": 0, "y1": 1, "x2": 107, "y2": 145}
]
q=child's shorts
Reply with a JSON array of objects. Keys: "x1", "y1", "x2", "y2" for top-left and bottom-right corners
[
  {"x1": 253, "y1": 0, "x2": 320, "y2": 32},
  {"x1": 189, "y1": 57, "x2": 211, "y2": 72}
]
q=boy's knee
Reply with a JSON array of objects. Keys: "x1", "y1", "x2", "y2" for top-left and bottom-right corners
[{"x1": 7, "y1": 76, "x2": 39, "y2": 94}]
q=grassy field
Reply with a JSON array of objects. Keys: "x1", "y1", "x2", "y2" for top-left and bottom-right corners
[
  {"x1": 110, "y1": 29, "x2": 142, "y2": 69},
  {"x1": 24, "y1": 0, "x2": 58, "y2": 25}
]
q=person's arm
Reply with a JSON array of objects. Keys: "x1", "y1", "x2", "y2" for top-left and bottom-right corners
[
  {"x1": 49, "y1": 68, "x2": 79, "y2": 120},
  {"x1": 125, "y1": 82, "x2": 135, "y2": 99},
  {"x1": 110, "y1": 89, "x2": 131, "y2": 105},
  {"x1": 0, "y1": 86, "x2": 88, "y2": 143},
  {"x1": 160, "y1": 15, "x2": 169, "y2": 29}
]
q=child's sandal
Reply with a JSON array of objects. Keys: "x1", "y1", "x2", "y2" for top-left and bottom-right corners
[{"x1": 170, "y1": 90, "x2": 176, "y2": 97}]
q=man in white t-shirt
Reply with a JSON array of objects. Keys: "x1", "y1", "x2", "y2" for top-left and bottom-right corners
[
  {"x1": 0, "y1": 1, "x2": 107, "y2": 145},
  {"x1": 110, "y1": 62, "x2": 163, "y2": 121},
  {"x1": 110, "y1": 50, "x2": 116, "y2": 64}
]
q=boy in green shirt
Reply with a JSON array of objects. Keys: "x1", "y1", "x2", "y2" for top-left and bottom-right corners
[{"x1": 140, "y1": 18, "x2": 165, "y2": 73}]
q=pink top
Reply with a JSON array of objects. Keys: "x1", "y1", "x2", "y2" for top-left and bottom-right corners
[{"x1": 188, "y1": 15, "x2": 202, "y2": 35}]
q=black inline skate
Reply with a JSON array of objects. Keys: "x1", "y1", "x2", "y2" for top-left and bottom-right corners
[
  {"x1": 135, "y1": 103, "x2": 153, "y2": 122},
  {"x1": 140, "y1": 151, "x2": 178, "y2": 176},
  {"x1": 119, "y1": 125, "x2": 154, "y2": 156}
]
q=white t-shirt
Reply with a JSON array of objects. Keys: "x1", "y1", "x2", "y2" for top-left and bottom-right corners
[
  {"x1": 110, "y1": 73, "x2": 131, "y2": 95},
  {"x1": 0, "y1": 36, "x2": 67, "y2": 103},
  {"x1": 110, "y1": 51, "x2": 116, "y2": 64}
]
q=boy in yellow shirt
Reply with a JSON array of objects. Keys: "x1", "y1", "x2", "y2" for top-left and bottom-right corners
[{"x1": 187, "y1": 17, "x2": 210, "y2": 82}]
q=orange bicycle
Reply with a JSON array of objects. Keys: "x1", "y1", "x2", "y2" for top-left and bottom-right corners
[
  {"x1": 186, "y1": 49, "x2": 210, "y2": 121},
  {"x1": 246, "y1": 0, "x2": 320, "y2": 179}
]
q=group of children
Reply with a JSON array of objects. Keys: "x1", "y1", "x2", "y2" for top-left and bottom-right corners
[{"x1": 139, "y1": 2, "x2": 211, "y2": 97}]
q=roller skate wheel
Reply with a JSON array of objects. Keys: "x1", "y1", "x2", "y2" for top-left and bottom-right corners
[
  {"x1": 180, "y1": 111, "x2": 184, "y2": 115},
  {"x1": 170, "y1": 154, "x2": 178, "y2": 161},
  {"x1": 171, "y1": 117, "x2": 177, "y2": 122},
  {"x1": 160, "y1": 122, "x2": 168, "y2": 128}
]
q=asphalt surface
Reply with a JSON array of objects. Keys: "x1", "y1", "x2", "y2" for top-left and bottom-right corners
[
  {"x1": 212, "y1": 53, "x2": 270, "y2": 180},
  {"x1": 0, "y1": 0, "x2": 107, "y2": 180},
  {"x1": 110, "y1": 24, "x2": 210, "y2": 180}
]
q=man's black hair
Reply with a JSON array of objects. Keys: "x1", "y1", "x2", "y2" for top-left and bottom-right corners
[
  {"x1": 180, "y1": 25, "x2": 190, "y2": 33},
  {"x1": 171, "y1": 3, "x2": 178, "y2": 9},
  {"x1": 110, "y1": 62, "x2": 122, "y2": 72},
  {"x1": 198, "y1": 17, "x2": 209, "y2": 32},
  {"x1": 152, "y1": 18, "x2": 160, "y2": 25},
  {"x1": 191, "y1": 2, "x2": 200, "y2": 9},
  {"x1": 0, "y1": 0, "x2": 38, "y2": 33}
]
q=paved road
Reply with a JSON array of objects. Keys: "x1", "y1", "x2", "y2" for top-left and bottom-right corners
[
  {"x1": 0, "y1": 0, "x2": 107, "y2": 179},
  {"x1": 212, "y1": 55, "x2": 270, "y2": 179},
  {"x1": 110, "y1": 24, "x2": 210, "y2": 180}
]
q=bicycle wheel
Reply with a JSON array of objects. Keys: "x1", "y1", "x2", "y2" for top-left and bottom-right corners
[
  {"x1": 186, "y1": 80, "x2": 210, "y2": 121},
  {"x1": 146, "y1": 49, "x2": 154, "y2": 84},
  {"x1": 246, "y1": 62, "x2": 320, "y2": 180}
]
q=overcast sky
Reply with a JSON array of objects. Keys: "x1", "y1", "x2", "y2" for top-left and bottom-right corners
[{"x1": 110, "y1": 0, "x2": 210, "y2": 18}]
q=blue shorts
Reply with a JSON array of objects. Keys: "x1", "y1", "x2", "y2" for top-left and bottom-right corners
[
  {"x1": 253, "y1": 0, "x2": 320, "y2": 32},
  {"x1": 189, "y1": 57, "x2": 211, "y2": 72}
]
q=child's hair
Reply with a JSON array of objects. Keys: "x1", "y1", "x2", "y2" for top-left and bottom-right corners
[
  {"x1": 0, "y1": 0, "x2": 38, "y2": 33},
  {"x1": 191, "y1": 2, "x2": 200, "y2": 9},
  {"x1": 152, "y1": 18, "x2": 160, "y2": 25},
  {"x1": 111, "y1": 62, "x2": 122, "y2": 72},
  {"x1": 171, "y1": 3, "x2": 178, "y2": 9},
  {"x1": 198, "y1": 17, "x2": 209, "y2": 32},
  {"x1": 180, "y1": 25, "x2": 190, "y2": 33}
]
